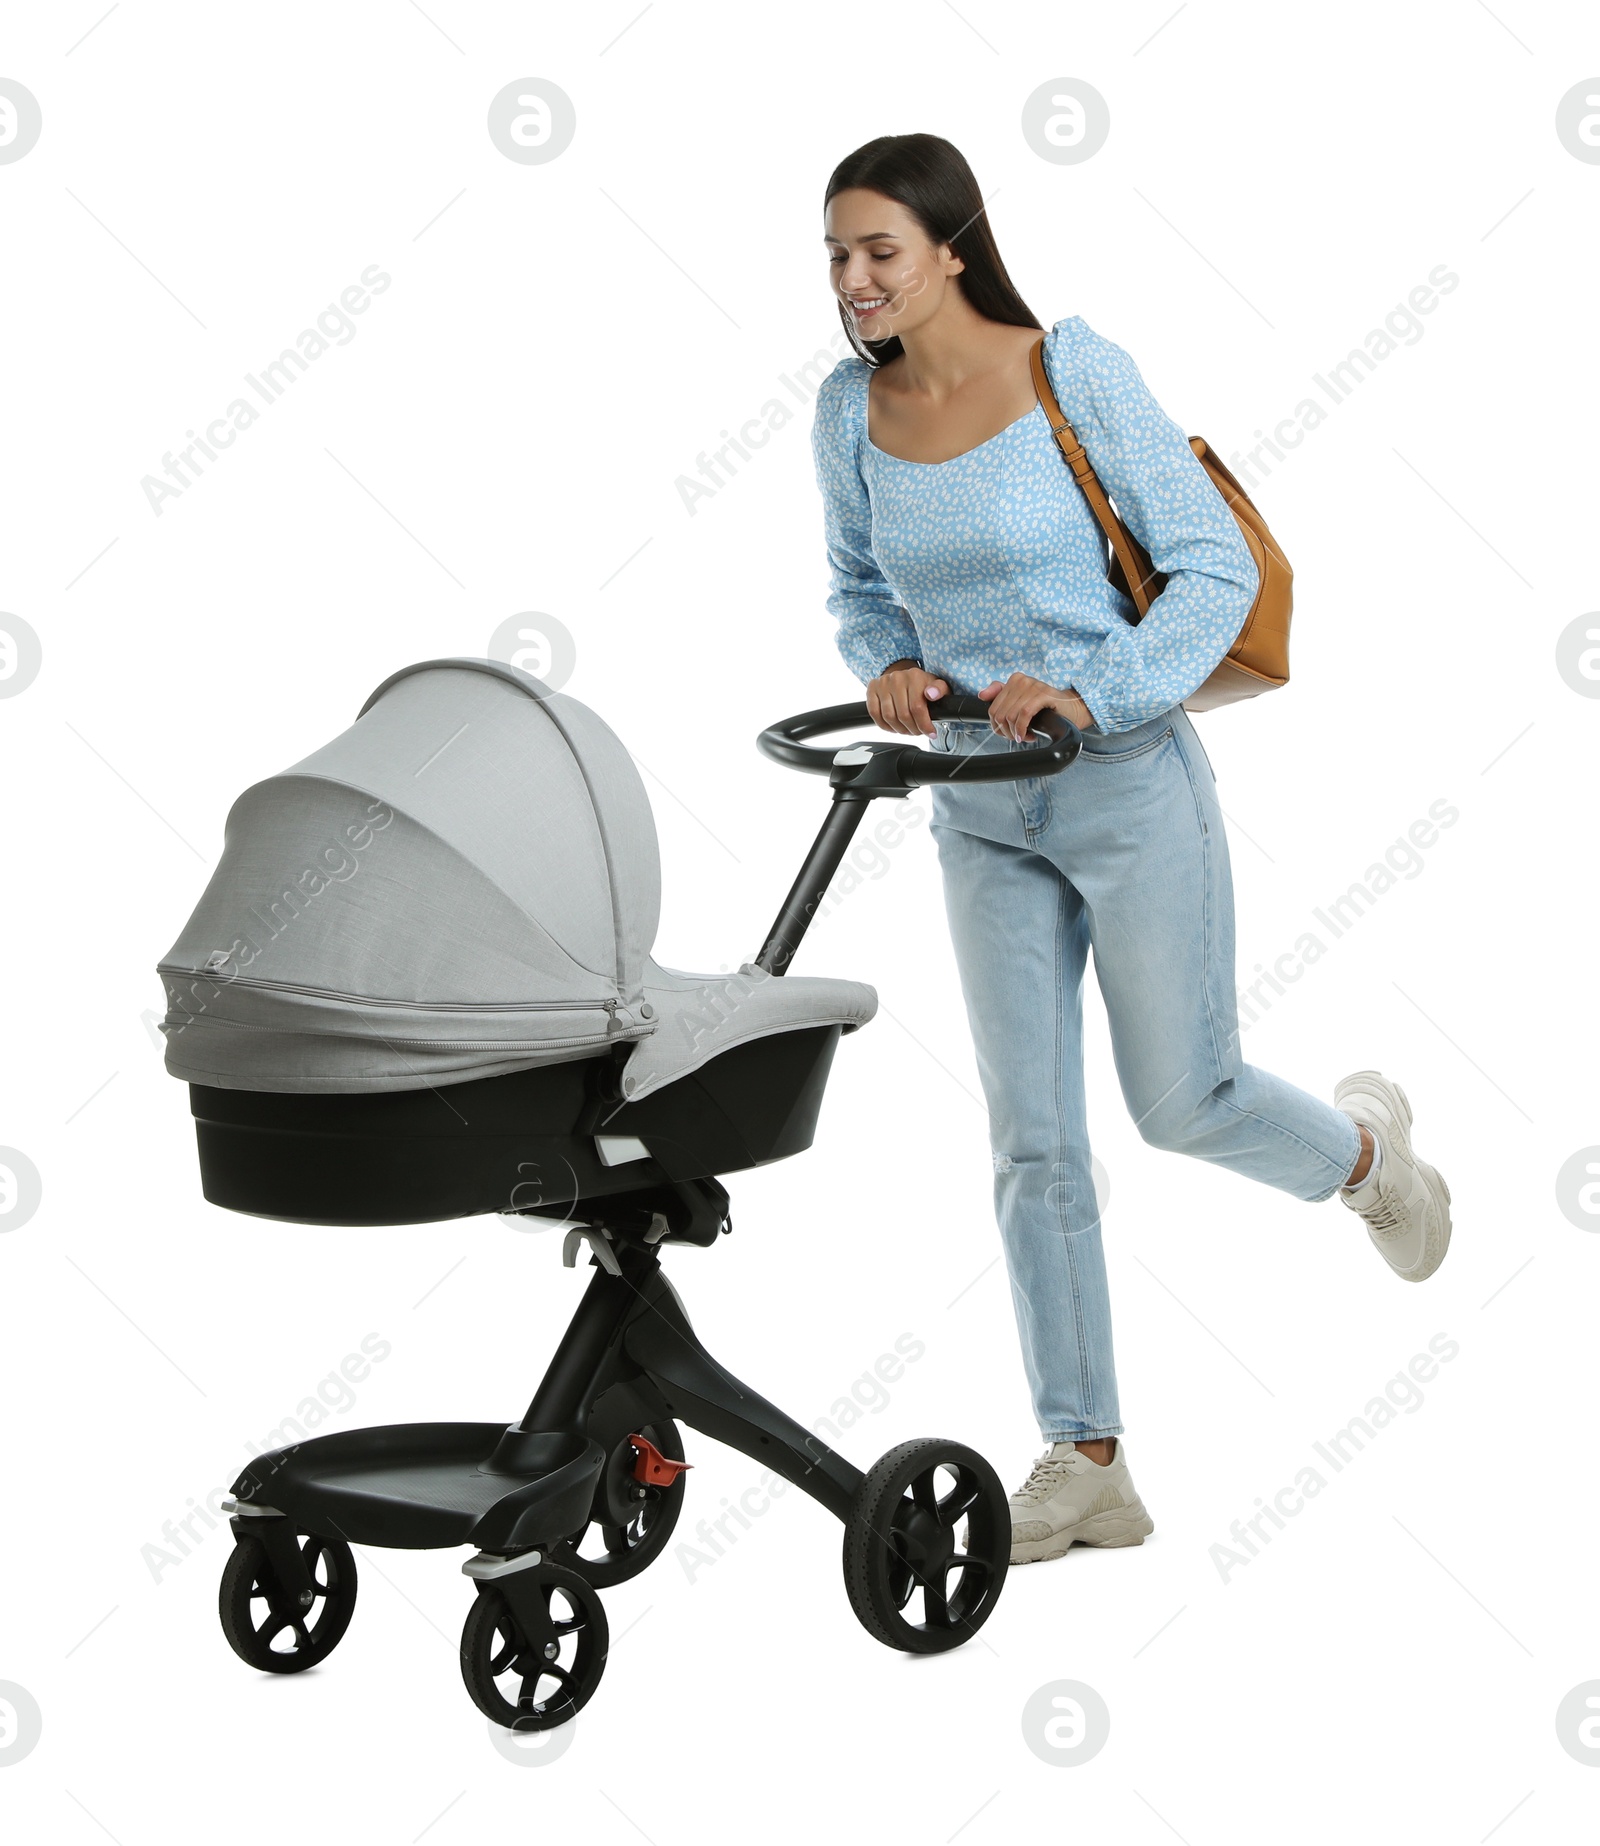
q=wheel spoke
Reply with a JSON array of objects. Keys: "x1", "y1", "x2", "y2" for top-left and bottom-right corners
[
  {"x1": 516, "y1": 1658, "x2": 575, "y2": 1713},
  {"x1": 487, "y1": 1624, "x2": 519, "y2": 1675},
  {"x1": 515, "y1": 1594, "x2": 561, "y2": 1658},
  {"x1": 945, "y1": 1556, "x2": 992, "y2": 1622},
  {"x1": 909, "y1": 1463, "x2": 980, "y2": 1528},
  {"x1": 920, "y1": 1571, "x2": 952, "y2": 1627},
  {"x1": 934, "y1": 1477, "x2": 980, "y2": 1528},
  {"x1": 885, "y1": 1533, "x2": 918, "y2": 1609},
  {"x1": 303, "y1": 1538, "x2": 342, "y2": 1598},
  {"x1": 949, "y1": 1548, "x2": 993, "y2": 1577},
  {"x1": 915, "y1": 1556, "x2": 997, "y2": 1631}
]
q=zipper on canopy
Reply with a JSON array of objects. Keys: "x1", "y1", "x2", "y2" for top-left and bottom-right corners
[
  {"x1": 161, "y1": 1013, "x2": 649, "y2": 1052},
  {"x1": 156, "y1": 967, "x2": 622, "y2": 1016}
]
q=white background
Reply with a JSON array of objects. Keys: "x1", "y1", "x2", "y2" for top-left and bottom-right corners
[{"x1": 2, "y1": 1, "x2": 1597, "y2": 1837}]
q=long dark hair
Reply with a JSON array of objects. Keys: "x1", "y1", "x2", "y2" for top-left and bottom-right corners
[{"x1": 823, "y1": 133, "x2": 1042, "y2": 367}]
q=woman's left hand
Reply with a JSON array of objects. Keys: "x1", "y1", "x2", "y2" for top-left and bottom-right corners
[{"x1": 979, "y1": 673, "x2": 1094, "y2": 741}]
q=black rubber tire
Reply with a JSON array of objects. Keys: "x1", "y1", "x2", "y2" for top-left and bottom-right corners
[
  {"x1": 842, "y1": 1438, "x2": 1009, "y2": 1654},
  {"x1": 554, "y1": 1419, "x2": 686, "y2": 1589},
  {"x1": 459, "y1": 1565, "x2": 608, "y2": 1730},
  {"x1": 219, "y1": 1531, "x2": 358, "y2": 1673}
]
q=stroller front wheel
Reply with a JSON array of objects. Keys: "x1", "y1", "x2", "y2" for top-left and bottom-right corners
[
  {"x1": 218, "y1": 1530, "x2": 358, "y2": 1674},
  {"x1": 842, "y1": 1439, "x2": 1010, "y2": 1654},
  {"x1": 459, "y1": 1564, "x2": 608, "y2": 1730}
]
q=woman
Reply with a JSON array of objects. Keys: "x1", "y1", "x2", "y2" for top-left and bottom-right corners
[{"x1": 811, "y1": 133, "x2": 1453, "y2": 1566}]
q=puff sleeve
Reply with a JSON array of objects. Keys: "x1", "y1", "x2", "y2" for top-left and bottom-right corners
[{"x1": 811, "y1": 359, "x2": 923, "y2": 684}]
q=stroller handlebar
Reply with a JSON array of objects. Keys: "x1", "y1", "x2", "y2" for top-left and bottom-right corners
[
  {"x1": 751, "y1": 698, "x2": 1080, "y2": 975},
  {"x1": 756, "y1": 695, "x2": 1081, "y2": 795}
]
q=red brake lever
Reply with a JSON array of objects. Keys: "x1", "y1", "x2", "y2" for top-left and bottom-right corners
[{"x1": 628, "y1": 1432, "x2": 692, "y2": 1488}]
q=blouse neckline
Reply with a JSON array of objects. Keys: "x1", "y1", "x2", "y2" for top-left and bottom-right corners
[{"x1": 856, "y1": 328, "x2": 1059, "y2": 468}]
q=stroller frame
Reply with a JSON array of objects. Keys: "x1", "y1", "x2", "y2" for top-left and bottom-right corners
[{"x1": 210, "y1": 692, "x2": 1080, "y2": 1729}]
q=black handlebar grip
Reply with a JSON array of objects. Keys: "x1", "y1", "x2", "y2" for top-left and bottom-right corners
[
  {"x1": 756, "y1": 695, "x2": 1081, "y2": 789},
  {"x1": 902, "y1": 698, "x2": 1078, "y2": 785}
]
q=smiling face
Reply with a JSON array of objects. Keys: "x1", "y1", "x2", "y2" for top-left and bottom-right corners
[{"x1": 823, "y1": 187, "x2": 965, "y2": 340}]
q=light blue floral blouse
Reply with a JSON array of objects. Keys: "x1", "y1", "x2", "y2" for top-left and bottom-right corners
[{"x1": 810, "y1": 315, "x2": 1259, "y2": 734}]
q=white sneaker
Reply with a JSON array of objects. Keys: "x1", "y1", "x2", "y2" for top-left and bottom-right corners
[
  {"x1": 1334, "y1": 1069, "x2": 1451, "y2": 1282},
  {"x1": 1009, "y1": 1439, "x2": 1154, "y2": 1565}
]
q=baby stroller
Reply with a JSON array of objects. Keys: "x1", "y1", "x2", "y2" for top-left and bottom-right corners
[{"x1": 156, "y1": 658, "x2": 1079, "y2": 1729}]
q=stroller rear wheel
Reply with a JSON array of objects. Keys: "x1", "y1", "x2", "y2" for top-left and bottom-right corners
[
  {"x1": 219, "y1": 1530, "x2": 358, "y2": 1674},
  {"x1": 459, "y1": 1564, "x2": 608, "y2": 1730},
  {"x1": 842, "y1": 1439, "x2": 1009, "y2": 1654},
  {"x1": 554, "y1": 1419, "x2": 687, "y2": 1588}
]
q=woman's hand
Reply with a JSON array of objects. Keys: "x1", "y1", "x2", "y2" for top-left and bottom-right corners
[
  {"x1": 866, "y1": 660, "x2": 949, "y2": 736},
  {"x1": 979, "y1": 673, "x2": 1094, "y2": 742}
]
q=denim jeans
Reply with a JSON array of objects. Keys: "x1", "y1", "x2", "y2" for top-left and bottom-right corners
[{"x1": 928, "y1": 705, "x2": 1363, "y2": 1443}]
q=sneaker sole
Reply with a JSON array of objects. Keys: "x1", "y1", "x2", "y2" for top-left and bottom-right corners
[
  {"x1": 1336, "y1": 1070, "x2": 1452, "y2": 1282},
  {"x1": 1010, "y1": 1498, "x2": 1155, "y2": 1565},
  {"x1": 1393, "y1": 1156, "x2": 1451, "y2": 1281}
]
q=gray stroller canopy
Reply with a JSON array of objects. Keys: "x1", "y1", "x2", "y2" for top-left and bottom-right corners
[{"x1": 158, "y1": 659, "x2": 875, "y2": 1098}]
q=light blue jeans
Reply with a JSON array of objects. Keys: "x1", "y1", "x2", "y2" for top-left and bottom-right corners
[{"x1": 928, "y1": 705, "x2": 1363, "y2": 1443}]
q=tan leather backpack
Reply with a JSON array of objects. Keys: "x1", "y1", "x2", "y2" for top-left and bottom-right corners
[{"x1": 1029, "y1": 337, "x2": 1291, "y2": 711}]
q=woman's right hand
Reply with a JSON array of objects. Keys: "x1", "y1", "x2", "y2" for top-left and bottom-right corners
[{"x1": 866, "y1": 660, "x2": 950, "y2": 737}]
